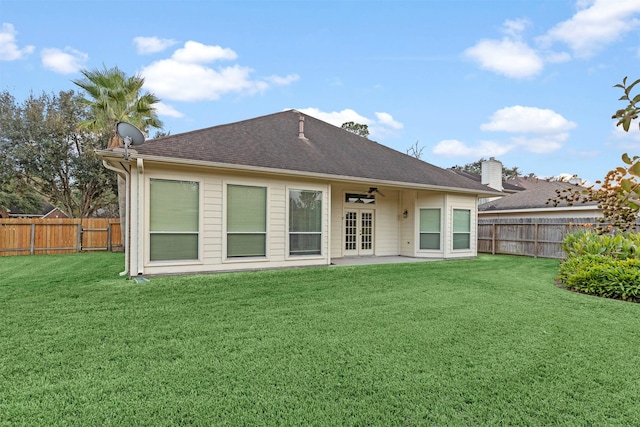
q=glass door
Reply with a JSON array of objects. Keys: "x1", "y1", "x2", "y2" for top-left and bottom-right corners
[{"x1": 344, "y1": 209, "x2": 374, "y2": 256}]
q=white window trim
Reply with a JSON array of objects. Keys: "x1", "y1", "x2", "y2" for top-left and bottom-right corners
[
  {"x1": 286, "y1": 186, "x2": 325, "y2": 260},
  {"x1": 417, "y1": 207, "x2": 442, "y2": 252},
  {"x1": 145, "y1": 174, "x2": 204, "y2": 266},
  {"x1": 222, "y1": 180, "x2": 270, "y2": 263},
  {"x1": 452, "y1": 208, "x2": 472, "y2": 251}
]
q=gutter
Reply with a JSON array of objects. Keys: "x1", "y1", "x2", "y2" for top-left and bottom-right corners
[
  {"x1": 97, "y1": 150, "x2": 504, "y2": 198},
  {"x1": 102, "y1": 159, "x2": 130, "y2": 277}
]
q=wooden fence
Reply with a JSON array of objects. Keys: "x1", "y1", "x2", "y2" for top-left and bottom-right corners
[
  {"x1": 0, "y1": 218, "x2": 122, "y2": 256},
  {"x1": 478, "y1": 218, "x2": 608, "y2": 258},
  {"x1": 478, "y1": 217, "x2": 611, "y2": 259}
]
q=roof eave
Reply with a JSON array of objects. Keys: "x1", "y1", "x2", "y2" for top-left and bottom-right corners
[
  {"x1": 99, "y1": 150, "x2": 503, "y2": 197},
  {"x1": 478, "y1": 205, "x2": 601, "y2": 215}
]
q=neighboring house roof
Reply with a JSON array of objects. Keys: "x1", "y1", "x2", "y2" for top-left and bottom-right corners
[
  {"x1": 7, "y1": 204, "x2": 68, "y2": 218},
  {"x1": 119, "y1": 110, "x2": 501, "y2": 195},
  {"x1": 449, "y1": 169, "x2": 523, "y2": 193},
  {"x1": 479, "y1": 181, "x2": 597, "y2": 212}
]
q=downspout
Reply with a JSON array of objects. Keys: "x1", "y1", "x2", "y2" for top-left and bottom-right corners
[
  {"x1": 102, "y1": 159, "x2": 130, "y2": 276},
  {"x1": 136, "y1": 158, "x2": 144, "y2": 275}
]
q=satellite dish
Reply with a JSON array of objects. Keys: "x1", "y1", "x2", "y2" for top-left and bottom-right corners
[{"x1": 116, "y1": 122, "x2": 145, "y2": 160}]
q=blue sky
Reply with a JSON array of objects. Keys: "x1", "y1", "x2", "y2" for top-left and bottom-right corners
[{"x1": 2, "y1": 0, "x2": 640, "y2": 183}]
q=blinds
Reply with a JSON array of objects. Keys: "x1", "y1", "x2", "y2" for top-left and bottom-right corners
[
  {"x1": 419, "y1": 209, "x2": 440, "y2": 250},
  {"x1": 150, "y1": 179, "x2": 199, "y2": 232},
  {"x1": 227, "y1": 185, "x2": 266, "y2": 232},
  {"x1": 149, "y1": 179, "x2": 199, "y2": 261},
  {"x1": 227, "y1": 185, "x2": 267, "y2": 257}
]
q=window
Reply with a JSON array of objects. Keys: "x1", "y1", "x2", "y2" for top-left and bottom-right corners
[
  {"x1": 419, "y1": 209, "x2": 440, "y2": 250},
  {"x1": 289, "y1": 190, "x2": 322, "y2": 256},
  {"x1": 345, "y1": 193, "x2": 375, "y2": 204},
  {"x1": 453, "y1": 209, "x2": 471, "y2": 250},
  {"x1": 227, "y1": 185, "x2": 267, "y2": 258},
  {"x1": 149, "y1": 179, "x2": 199, "y2": 261}
]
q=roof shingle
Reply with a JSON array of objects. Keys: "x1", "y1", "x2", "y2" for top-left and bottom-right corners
[{"x1": 126, "y1": 110, "x2": 499, "y2": 194}]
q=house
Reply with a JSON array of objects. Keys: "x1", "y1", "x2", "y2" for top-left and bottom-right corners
[
  {"x1": 450, "y1": 157, "x2": 524, "y2": 204},
  {"x1": 4, "y1": 204, "x2": 69, "y2": 219},
  {"x1": 98, "y1": 110, "x2": 502, "y2": 277},
  {"x1": 478, "y1": 181, "x2": 601, "y2": 219}
]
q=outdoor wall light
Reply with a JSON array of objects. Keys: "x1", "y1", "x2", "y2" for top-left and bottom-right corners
[{"x1": 402, "y1": 209, "x2": 408, "y2": 218}]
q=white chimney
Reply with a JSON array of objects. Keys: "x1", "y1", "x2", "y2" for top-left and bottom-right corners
[{"x1": 481, "y1": 157, "x2": 503, "y2": 191}]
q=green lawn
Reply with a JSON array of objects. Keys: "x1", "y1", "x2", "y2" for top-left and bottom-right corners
[{"x1": 1, "y1": 253, "x2": 639, "y2": 426}]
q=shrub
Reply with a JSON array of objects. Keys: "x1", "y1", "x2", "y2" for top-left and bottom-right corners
[
  {"x1": 558, "y1": 255, "x2": 640, "y2": 302},
  {"x1": 561, "y1": 229, "x2": 640, "y2": 260},
  {"x1": 558, "y1": 231, "x2": 640, "y2": 302}
]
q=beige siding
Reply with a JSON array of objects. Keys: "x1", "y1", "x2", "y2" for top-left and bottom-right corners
[
  {"x1": 372, "y1": 189, "x2": 400, "y2": 256},
  {"x1": 330, "y1": 186, "x2": 344, "y2": 258},
  {"x1": 132, "y1": 162, "x2": 481, "y2": 275},
  {"x1": 139, "y1": 164, "x2": 330, "y2": 275},
  {"x1": 399, "y1": 190, "x2": 416, "y2": 256}
]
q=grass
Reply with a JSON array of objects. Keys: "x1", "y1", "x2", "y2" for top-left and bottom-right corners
[{"x1": 1, "y1": 253, "x2": 640, "y2": 426}]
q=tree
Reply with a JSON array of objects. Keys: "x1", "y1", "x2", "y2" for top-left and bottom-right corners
[
  {"x1": 73, "y1": 66, "x2": 163, "y2": 245},
  {"x1": 406, "y1": 141, "x2": 425, "y2": 159},
  {"x1": 451, "y1": 158, "x2": 524, "y2": 180},
  {"x1": 341, "y1": 121, "x2": 369, "y2": 138},
  {"x1": 0, "y1": 90, "x2": 117, "y2": 217},
  {"x1": 550, "y1": 76, "x2": 640, "y2": 232}
]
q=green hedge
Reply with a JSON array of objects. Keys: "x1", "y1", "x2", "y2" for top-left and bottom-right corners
[{"x1": 558, "y1": 230, "x2": 640, "y2": 302}]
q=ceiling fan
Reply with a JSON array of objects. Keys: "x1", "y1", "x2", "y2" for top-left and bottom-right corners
[{"x1": 368, "y1": 187, "x2": 385, "y2": 197}]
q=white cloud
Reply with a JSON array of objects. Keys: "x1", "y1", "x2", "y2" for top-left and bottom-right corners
[
  {"x1": 172, "y1": 41, "x2": 237, "y2": 63},
  {"x1": 540, "y1": 0, "x2": 640, "y2": 58},
  {"x1": 133, "y1": 36, "x2": 178, "y2": 54},
  {"x1": 609, "y1": 121, "x2": 640, "y2": 149},
  {"x1": 0, "y1": 23, "x2": 34, "y2": 60},
  {"x1": 481, "y1": 106, "x2": 577, "y2": 134},
  {"x1": 265, "y1": 74, "x2": 300, "y2": 85},
  {"x1": 464, "y1": 18, "x2": 543, "y2": 78},
  {"x1": 154, "y1": 102, "x2": 184, "y2": 118},
  {"x1": 41, "y1": 47, "x2": 88, "y2": 74},
  {"x1": 511, "y1": 134, "x2": 569, "y2": 154},
  {"x1": 296, "y1": 107, "x2": 404, "y2": 139},
  {"x1": 432, "y1": 139, "x2": 514, "y2": 157},
  {"x1": 296, "y1": 108, "x2": 371, "y2": 127},
  {"x1": 374, "y1": 112, "x2": 403, "y2": 130},
  {"x1": 464, "y1": 34, "x2": 543, "y2": 78},
  {"x1": 465, "y1": 1, "x2": 640, "y2": 78},
  {"x1": 434, "y1": 105, "x2": 575, "y2": 159},
  {"x1": 141, "y1": 40, "x2": 297, "y2": 101}
]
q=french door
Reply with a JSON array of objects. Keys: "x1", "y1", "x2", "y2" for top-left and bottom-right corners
[{"x1": 344, "y1": 209, "x2": 374, "y2": 256}]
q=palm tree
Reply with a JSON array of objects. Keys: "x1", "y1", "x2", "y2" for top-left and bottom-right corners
[{"x1": 73, "y1": 66, "x2": 163, "y2": 250}]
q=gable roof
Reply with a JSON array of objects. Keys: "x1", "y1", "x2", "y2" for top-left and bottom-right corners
[
  {"x1": 479, "y1": 181, "x2": 597, "y2": 211},
  {"x1": 105, "y1": 110, "x2": 500, "y2": 195}
]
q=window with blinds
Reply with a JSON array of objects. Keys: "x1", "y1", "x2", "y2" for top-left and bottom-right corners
[
  {"x1": 149, "y1": 179, "x2": 199, "y2": 261},
  {"x1": 289, "y1": 189, "x2": 322, "y2": 256},
  {"x1": 227, "y1": 184, "x2": 267, "y2": 258},
  {"x1": 419, "y1": 208, "x2": 441, "y2": 250},
  {"x1": 453, "y1": 209, "x2": 471, "y2": 250}
]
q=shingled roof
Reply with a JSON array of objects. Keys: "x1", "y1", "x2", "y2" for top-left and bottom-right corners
[
  {"x1": 122, "y1": 110, "x2": 499, "y2": 194},
  {"x1": 479, "y1": 181, "x2": 598, "y2": 211}
]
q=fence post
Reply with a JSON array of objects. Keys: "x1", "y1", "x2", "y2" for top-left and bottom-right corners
[
  {"x1": 30, "y1": 223, "x2": 35, "y2": 255},
  {"x1": 107, "y1": 223, "x2": 112, "y2": 252},
  {"x1": 534, "y1": 223, "x2": 539, "y2": 258},
  {"x1": 492, "y1": 224, "x2": 496, "y2": 255},
  {"x1": 77, "y1": 223, "x2": 82, "y2": 252}
]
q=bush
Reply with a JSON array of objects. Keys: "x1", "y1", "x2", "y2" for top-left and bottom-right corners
[
  {"x1": 558, "y1": 231, "x2": 640, "y2": 302},
  {"x1": 558, "y1": 255, "x2": 640, "y2": 301},
  {"x1": 561, "y1": 229, "x2": 640, "y2": 260}
]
